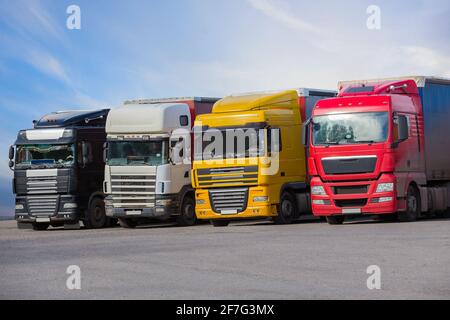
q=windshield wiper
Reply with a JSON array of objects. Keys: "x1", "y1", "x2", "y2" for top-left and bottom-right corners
[{"x1": 347, "y1": 140, "x2": 376, "y2": 145}]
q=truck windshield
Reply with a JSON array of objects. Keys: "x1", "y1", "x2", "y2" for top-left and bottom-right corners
[
  {"x1": 312, "y1": 112, "x2": 388, "y2": 146},
  {"x1": 195, "y1": 127, "x2": 267, "y2": 160},
  {"x1": 107, "y1": 140, "x2": 169, "y2": 166},
  {"x1": 15, "y1": 144, "x2": 75, "y2": 168}
]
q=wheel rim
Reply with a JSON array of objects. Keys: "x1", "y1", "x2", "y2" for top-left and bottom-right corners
[
  {"x1": 184, "y1": 203, "x2": 195, "y2": 220},
  {"x1": 408, "y1": 192, "x2": 418, "y2": 213},
  {"x1": 94, "y1": 205, "x2": 103, "y2": 221},
  {"x1": 281, "y1": 199, "x2": 293, "y2": 218}
]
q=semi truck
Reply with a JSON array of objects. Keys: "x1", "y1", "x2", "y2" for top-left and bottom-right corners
[
  {"x1": 103, "y1": 97, "x2": 219, "y2": 228},
  {"x1": 9, "y1": 109, "x2": 111, "y2": 230},
  {"x1": 307, "y1": 76, "x2": 450, "y2": 224},
  {"x1": 192, "y1": 89, "x2": 336, "y2": 227}
]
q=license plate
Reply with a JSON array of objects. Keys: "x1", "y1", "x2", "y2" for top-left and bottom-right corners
[
  {"x1": 220, "y1": 209, "x2": 237, "y2": 215},
  {"x1": 36, "y1": 217, "x2": 50, "y2": 223},
  {"x1": 126, "y1": 210, "x2": 142, "y2": 216},
  {"x1": 342, "y1": 208, "x2": 361, "y2": 215}
]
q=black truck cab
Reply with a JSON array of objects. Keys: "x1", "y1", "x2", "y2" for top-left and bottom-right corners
[{"x1": 9, "y1": 109, "x2": 112, "y2": 230}]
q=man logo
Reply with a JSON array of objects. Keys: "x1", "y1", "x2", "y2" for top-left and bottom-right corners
[
  {"x1": 66, "y1": 265, "x2": 81, "y2": 290},
  {"x1": 366, "y1": 265, "x2": 381, "y2": 290}
]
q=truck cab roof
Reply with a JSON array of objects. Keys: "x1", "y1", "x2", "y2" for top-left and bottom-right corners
[
  {"x1": 106, "y1": 103, "x2": 192, "y2": 135},
  {"x1": 35, "y1": 109, "x2": 110, "y2": 128}
]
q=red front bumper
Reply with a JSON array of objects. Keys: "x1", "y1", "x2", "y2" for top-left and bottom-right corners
[{"x1": 310, "y1": 174, "x2": 397, "y2": 217}]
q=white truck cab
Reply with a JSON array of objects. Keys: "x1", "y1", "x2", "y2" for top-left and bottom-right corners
[{"x1": 104, "y1": 98, "x2": 218, "y2": 228}]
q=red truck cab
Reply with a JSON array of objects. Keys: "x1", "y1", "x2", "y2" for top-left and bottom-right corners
[{"x1": 308, "y1": 77, "x2": 450, "y2": 224}]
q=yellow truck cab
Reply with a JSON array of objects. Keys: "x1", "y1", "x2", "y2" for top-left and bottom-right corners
[{"x1": 192, "y1": 89, "x2": 335, "y2": 226}]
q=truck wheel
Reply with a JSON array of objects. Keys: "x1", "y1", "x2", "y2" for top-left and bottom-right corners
[
  {"x1": 177, "y1": 196, "x2": 196, "y2": 226},
  {"x1": 274, "y1": 191, "x2": 297, "y2": 224},
  {"x1": 118, "y1": 218, "x2": 138, "y2": 229},
  {"x1": 211, "y1": 220, "x2": 230, "y2": 227},
  {"x1": 32, "y1": 223, "x2": 49, "y2": 231},
  {"x1": 398, "y1": 185, "x2": 420, "y2": 222},
  {"x1": 326, "y1": 216, "x2": 345, "y2": 225},
  {"x1": 84, "y1": 197, "x2": 107, "y2": 229}
]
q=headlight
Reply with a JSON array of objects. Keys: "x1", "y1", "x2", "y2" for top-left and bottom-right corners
[
  {"x1": 311, "y1": 186, "x2": 326, "y2": 195},
  {"x1": 376, "y1": 183, "x2": 394, "y2": 193},
  {"x1": 63, "y1": 203, "x2": 78, "y2": 209},
  {"x1": 15, "y1": 204, "x2": 24, "y2": 210},
  {"x1": 62, "y1": 129, "x2": 74, "y2": 138},
  {"x1": 372, "y1": 197, "x2": 393, "y2": 203},
  {"x1": 253, "y1": 196, "x2": 268, "y2": 203},
  {"x1": 156, "y1": 199, "x2": 172, "y2": 206},
  {"x1": 196, "y1": 199, "x2": 205, "y2": 205}
]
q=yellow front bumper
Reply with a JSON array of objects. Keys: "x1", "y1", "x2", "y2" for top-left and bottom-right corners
[{"x1": 195, "y1": 187, "x2": 277, "y2": 220}]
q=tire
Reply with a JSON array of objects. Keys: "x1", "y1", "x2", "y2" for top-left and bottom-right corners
[
  {"x1": 177, "y1": 196, "x2": 196, "y2": 226},
  {"x1": 84, "y1": 197, "x2": 107, "y2": 229},
  {"x1": 398, "y1": 185, "x2": 420, "y2": 222},
  {"x1": 32, "y1": 223, "x2": 49, "y2": 231},
  {"x1": 274, "y1": 191, "x2": 297, "y2": 225},
  {"x1": 211, "y1": 220, "x2": 230, "y2": 227},
  {"x1": 326, "y1": 216, "x2": 345, "y2": 225},
  {"x1": 118, "y1": 218, "x2": 138, "y2": 229}
]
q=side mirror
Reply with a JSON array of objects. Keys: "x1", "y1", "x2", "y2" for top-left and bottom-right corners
[
  {"x1": 9, "y1": 145, "x2": 14, "y2": 160},
  {"x1": 103, "y1": 142, "x2": 108, "y2": 163},
  {"x1": 9, "y1": 160, "x2": 14, "y2": 169},
  {"x1": 397, "y1": 115, "x2": 409, "y2": 142},
  {"x1": 301, "y1": 119, "x2": 311, "y2": 146}
]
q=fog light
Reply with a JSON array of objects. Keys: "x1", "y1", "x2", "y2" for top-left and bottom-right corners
[
  {"x1": 253, "y1": 196, "x2": 268, "y2": 203},
  {"x1": 63, "y1": 203, "x2": 78, "y2": 209},
  {"x1": 313, "y1": 199, "x2": 331, "y2": 205},
  {"x1": 15, "y1": 204, "x2": 24, "y2": 210},
  {"x1": 196, "y1": 199, "x2": 205, "y2": 205}
]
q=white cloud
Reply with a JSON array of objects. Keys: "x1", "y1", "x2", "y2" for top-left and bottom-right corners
[
  {"x1": 401, "y1": 46, "x2": 450, "y2": 77},
  {"x1": 26, "y1": 50, "x2": 72, "y2": 85}
]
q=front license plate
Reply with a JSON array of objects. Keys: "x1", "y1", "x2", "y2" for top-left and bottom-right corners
[
  {"x1": 342, "y1": 208, "x2": 361, "y2": 215},
  {"x1": 126, "y1": 210, "x2": 142, "y2": 216},
  {"x1": 220, "y1": 209, "x2": 238, "y2": 215},
  {"x1": 36, "y1": 217, "x2": 50, "y2": 223}
]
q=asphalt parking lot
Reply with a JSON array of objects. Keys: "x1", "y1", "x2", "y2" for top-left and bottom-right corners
[{"x1": 0, "y1": 216, "x2": 449, "y2": 300}]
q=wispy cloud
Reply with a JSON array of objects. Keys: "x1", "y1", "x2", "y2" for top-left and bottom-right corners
[
  {"x1": 26, "y1": 49, "x2": 72, "y2": 84},
  {"x1": 247, "y1": 0, "x2": 322, "y2": 35},
  {"x1": 401, "y1": 46, "x2": 450, "y2": 77}
]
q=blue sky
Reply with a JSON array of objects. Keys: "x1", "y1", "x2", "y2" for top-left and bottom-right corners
[{"x1": 0, "y1": 0, "x2": 449, "y2": 216}]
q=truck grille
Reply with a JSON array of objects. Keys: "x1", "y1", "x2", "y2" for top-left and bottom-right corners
[
  {"x1": 335, "y1": 199, "x2": 368, "y2": 208},
  {"x1": 110, "y1": 175, "x2": 156, "y2": 208},
  {"x1": 209, "y1": 188, "x2": 248, "y2": 214},
  {"x1": 333, "y1": 185, "x2": 368, "y2": 195},
  {"x1": 322, "y1": 156, "x2": 377, "y2": 175},
  {"x1": 26, "y1": 176, "x2": 58, "y2": 194},
  {"x1": 27, "y1": 195, "x2": 58, "y2": 216},
  {"x1": 197, "y1": 166, "x2": 258, "y2": 187}
]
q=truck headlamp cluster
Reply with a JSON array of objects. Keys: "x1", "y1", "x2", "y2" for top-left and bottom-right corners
[
  {"x1": 196, "y1": 199, "x2": 205, "y2": 205},
  {"x1": 63, "y1": 203, "x2": 78, "y2": 209},
  {"x1": 62, "y1": 129, "x2": 74, "y2": 138},
  {"x1": 311, "y1": 186, "x2": 326, "y2": 195},
  {"x1": 15, "y1": 204, "x2": 24, "y2": 210},
  {"x1": 376, "y1": 183, "x2": 394, "y2": 193},
  {"x1": 156, "y1": 199, "x2": 172, "y2": 206},
  {"x1": 313, "y1": 199, "x2": 331, "y2": 205},
  {"x1": 372, "y1": 197, "x2": 393, "y2": 203}
]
